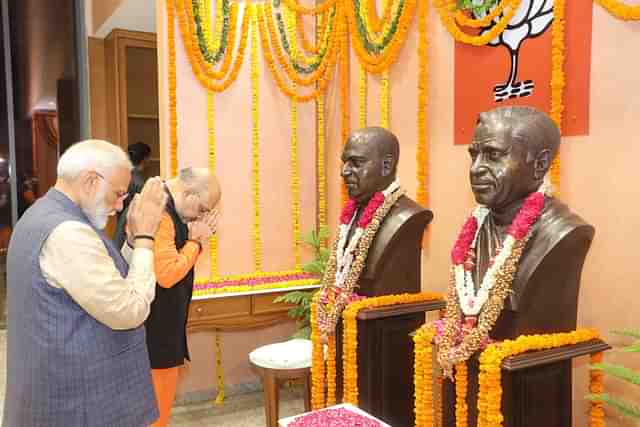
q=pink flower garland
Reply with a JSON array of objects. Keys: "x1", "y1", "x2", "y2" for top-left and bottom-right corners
[
  {"x1": 450, "y1": 191, "x2": 546, "y2": 266},
  {"x1": 339, "y1": 192, "x2": 386, "y2": 228}
]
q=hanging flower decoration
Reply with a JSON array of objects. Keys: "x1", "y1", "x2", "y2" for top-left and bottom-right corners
[
  {"x1": 192, "y1": 0, "x2": 231, "y2": 64},
  {"x1": 290, "y1": 84, "x2": 302, "y2": 269},
  {"x1": 549, "y1": 0, "x2": 565, "y2": 192},
  {"x1": 413, "y1": 325, "x2": 435, "y2": 427},
  {"x1": 317, "y1": 95, "x2": 327, "y2": 235},
  {"x1": 595, "y1": 0, "x2": 640, "y2": 20},
  {"x1": 193, "y1": 270, "x2": 318, "y2": 297},
  {"x1": 416, "y1": 0, "x2": 428, "y2": 209},
  {"x1": 345, "y1": 0, "x2": 417, "y2": 74},
  {"x1": 207, "y1": 90, "x2": 219, "y2": 279},
  {"x1": 433, "y1": 0, "x2": 522, "y2": 46},
  {"x1": 168, "y1": 0, "x2": 178, "y2": 177},
  {"x1": 175, "y1": 0, "x2": 251, "y2": 91}
]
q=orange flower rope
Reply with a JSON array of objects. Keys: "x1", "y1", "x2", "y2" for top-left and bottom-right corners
[
  {"x1": 180, "y1": 0, "x2": 239, "y2": 79},
  {"x1": 455, "y1": 362, "x2": 468, "y2": 427},
  {"x1": 175, "y1": 0, "x2": 250, "y2": 92},
  {"x1": 434, "y1": 0, "x2": 522, "y2": 46},
  {"x1": 281, "y1": 0, "x2": 339, "y2": 15},
  {"x1": 297, "y1": 8, "x2": 329, "y2": 54},
  {"x1": 589, "y1": 352, "x2": 606, "y2": 427},
  {"x1": 595, "y1": 0, "x2": 640, "y2": 20},
  {"x1": 416, "y1": 0, "x2": 428, "y2": 209},
  {"x1": 367, "y1": 0, "x2": 395, "y2": 33},
  {"x1": 454, "y1": 0, "x2": 511, "y2": 28},
  {"x1": 344, "y1": 0, "x2": 417, "y2": 73},
  {"x1": 257, "y1": 4, "x2": 335, "y2": 101},
  {"x1": 264, "y1": 1, "x2": 338, "y2": 87},
  {"x1": 167, "y1": 0, "x2": 178, "y2": 177},
  {"x1": 339, "y1": 10, "x2": 350, "y2": 204},
  {"x1": 549, "y1": 0, "x2": 565, "y2": 192}
]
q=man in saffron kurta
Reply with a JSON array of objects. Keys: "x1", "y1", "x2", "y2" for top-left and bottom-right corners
[
  {"x1": 3, "y1": 140, "x2": 167, "y2": 426},
  {"x1": 144, "y1": 168, "x2": 220, "y2": 427}
]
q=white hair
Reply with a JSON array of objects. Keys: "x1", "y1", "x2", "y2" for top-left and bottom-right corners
[{"x1": 57, "y1": 139, "x2": 132, "y2": 181}]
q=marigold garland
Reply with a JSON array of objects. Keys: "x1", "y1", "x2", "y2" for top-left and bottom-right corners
[
  {"x1": 359, "y1": 65, "x2": 367, "y2": 128},
  {"x1": 433, "y1": 0, "x2": 522, "y2": 46},
  {"x1": 341, "y1": 292, "x2": 444, "y2": 405},
  {"x1": 549, "y1": 0, "x2": 565, "y2": 192},
  {"x1": 590, "y1": 352, "x2": 606, "y2": 427},
  {"x1": 265, "y1": 1, "x2": 338, "y2": 86},
  {"x1": 168, "y1": 0, "x2": 178, "y2": 177},
  {"x1": 175, "y1": 0, "x2": 250, "y2": 92},
  {"x1": 317, "y1": 95, "x2": 327, "y2": 236},
  {"x1": 214, "y1": 330, "x2": 225, "y2": 405},
  {"x1": 413, "y1": 325, "x2": 435, "y2": 427},
  {"x1": 297, "y1": 9, "x2": 326, "y2": 54},
  {"x1": 455, "y1": 362, "x2": 468, "y2": 427},
  {"x1": 345, "y1": 0, "x2": 417, "y2": 74},
  {"x1": 281, "y1": 0, "x2": 339, "y2": 15},
  {"x1": 416, "y1": 0, "x2": 428, "y2": 209},
  {"x1": 595, "y1": 0, "x2": 640, "y2": 20},
  {"x1": 277, "y1": 1, "x2": 334, "y2": 72},
  {"x1": 367, "y1": 0, "x2": 395, "y2": 33},
  {"x1": 257, "y1": 3, "x2": 336, "y2": 101},
  {"x1": 380, "y1": 71, "x2": 390, "y2": 128},
  {"x1": 290, "y1": 84, "x2": 302, "y2": 269},
  {"x1": 207, "y1": 90, "x2": 219, "y2": 279},
  {"x1": 251, "y1": 4, "x2": 263, "y2": 272},
  {"x1": 182, "y1": 0, "x2": 240, "y2": 79},
  {"x1": 476, "y1": 329, "x2": 601, "y2": 427},
  {"x1": 453, "y1": 0, "x2": 510, "y2": 28},
  {"x1": 357, "y1": 0, "x2": 399, "y2": 46},
  {"x1": 340, "y1": 11, "x2": 350, "y2": 204}
]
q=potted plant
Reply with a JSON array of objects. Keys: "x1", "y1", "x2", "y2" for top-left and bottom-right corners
[{"x1": 274, "y1": 226, "x2": 330, "y2": 339}]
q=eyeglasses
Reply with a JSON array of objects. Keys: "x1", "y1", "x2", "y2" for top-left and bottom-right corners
[{"x1": 94, "y1": 171, "x2": 129, "y2": 202}]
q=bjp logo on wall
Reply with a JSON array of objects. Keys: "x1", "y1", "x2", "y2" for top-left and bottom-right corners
[{"x1": 454, "y1": 0, "x2": 592, "y2": 145}]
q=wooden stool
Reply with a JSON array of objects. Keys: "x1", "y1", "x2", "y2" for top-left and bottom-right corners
[{"x1": 249, "y1": 339, "x2": 312, "y2": 427}]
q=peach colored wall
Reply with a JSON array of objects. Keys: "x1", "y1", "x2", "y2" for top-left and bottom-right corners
[
  {"x1": 156, "y1": 0, "x2": 318, "y2": 396},
  {"x1": 159, "y1": 1, "x2": 640, "y2": 424}
]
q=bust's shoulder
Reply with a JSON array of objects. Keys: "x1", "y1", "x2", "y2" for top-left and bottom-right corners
[
  {"x1": 385, "y1": 195, "x2": 432, "y2": 223},
  {"x1": 535, "y1": 198, "x2": 593, "y2": 241}
]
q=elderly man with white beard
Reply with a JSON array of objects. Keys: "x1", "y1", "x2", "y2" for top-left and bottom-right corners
[{"x1": 3, "y1": 140, "x2": 167, "y2": 427}]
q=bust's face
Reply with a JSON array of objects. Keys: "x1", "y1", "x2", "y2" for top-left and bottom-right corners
[
  {"x1": 341, "y1": 138, "x2": 386, "y2": 204},
  {"x1": 468, "y1": 120, "x2": 535, "y2": 210}
]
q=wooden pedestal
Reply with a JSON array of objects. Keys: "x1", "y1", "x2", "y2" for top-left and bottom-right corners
[
  {"x1": 336, "y1": 300, "x2": 445, "y2": 427},
  {"x1": 442, "y1": 339, "x2": 610, "y2": 427}
]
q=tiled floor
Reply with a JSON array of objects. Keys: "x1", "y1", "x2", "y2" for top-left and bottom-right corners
[{"x1": 0, "y1": 330, "x2": 304, "y2": 426}]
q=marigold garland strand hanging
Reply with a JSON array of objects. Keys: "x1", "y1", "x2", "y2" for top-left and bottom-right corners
[
  {"x1": 290, "y1": 84, "x2": 302, "y2": 269},
  {"x1": 549, "y1": 0, "x2": 565, "y2": 192},
  {"x1": 250, "y1": 4, "x2": 263, "y2": 272},
  {"x1": 208, "y1": 90, "x2": 219, "y2": 279},
  {"x1": 416, "y1": 0, "x2": 428, "y2": 208},
  {"x1": 168, "y1": 0, "x2": 178, "y2": 177},
  {"x1": 595, "y1": 0, "x2": 640, "y2": 20}
]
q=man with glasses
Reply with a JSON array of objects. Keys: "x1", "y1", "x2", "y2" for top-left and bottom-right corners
[
  {"x1": 143, "y1": 167, "x2": 220, "y2": 427},
  {"x1": 4, "y1": 139, "x2": 167, "y2": 426}
]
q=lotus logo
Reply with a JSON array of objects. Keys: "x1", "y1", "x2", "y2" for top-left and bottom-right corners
[{"x1": 474, "y1": 0, "x2": 554, "y2": 102}]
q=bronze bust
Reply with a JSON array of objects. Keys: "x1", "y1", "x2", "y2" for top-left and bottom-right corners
[
  {"x1": 340, "y1": 127, "x2": 433, "y2": 297},
  {"x1": 316, "y1": 127, "x2": 433, "y2": 339},
  {"x1": 467, "y1": 106, "x2": 594, "y2": 340}
]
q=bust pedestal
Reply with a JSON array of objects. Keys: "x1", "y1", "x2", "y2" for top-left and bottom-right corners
[
  {"x1": 442, "y1": 339, "x2": 610, "y2": 427},
  {"x1": 336, "y1": 300, "x2": 445, "y2": 427}
]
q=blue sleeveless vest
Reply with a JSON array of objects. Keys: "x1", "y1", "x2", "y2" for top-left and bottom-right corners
[{"x1": 3, "y1": 189, "x2": 158, "y2": 426}]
